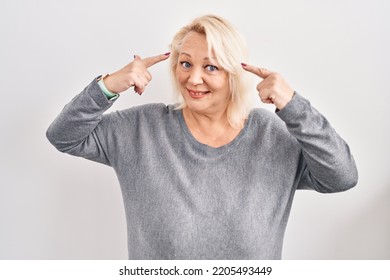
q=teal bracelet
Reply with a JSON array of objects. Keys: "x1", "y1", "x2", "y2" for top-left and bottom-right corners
[{"x1": 97, "y1": 75, "x2": 118, "y2": 100}]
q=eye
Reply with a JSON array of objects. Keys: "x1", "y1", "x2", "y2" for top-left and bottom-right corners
[
  {"x1": 205, "y1": 65, "x2": 219, "y2": 72},
  {"x1": 179, "y1": 61, "x2": 192, "y2": 69}
]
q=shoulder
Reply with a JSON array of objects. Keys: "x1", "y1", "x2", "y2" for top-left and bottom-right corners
[
  {"x1": 101, "y1": 103, "x2": 179, "y2": 127},
  {"x1": 246, "y1": 107, "x2": 295, "y2": 141},
  {"x1": 122, "y1": 103, "x2": 171, "y2": 115},
  {"x1": 245, "y1": 107, "x2": 299, "y2": 149},
  {"x1": 108, "y1": 103, "x2": 175, "y2": 118},
  {"x1": 249, "y1": 107, "x2": 285, "y2": 129}
]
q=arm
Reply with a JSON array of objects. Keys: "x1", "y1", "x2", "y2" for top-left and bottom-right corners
[
  {"x1": 46, "y1": 79, "x2": 115, "y2": 165},
  {"x1": 276, "y1": 93, "x2": 358, "y2": 192},
  {"x1": 242, "y1": 63, "x2": 358, "y2": 192},
  {"x1": 46, "y1": 53, "x2": 170, "y2": 165}
]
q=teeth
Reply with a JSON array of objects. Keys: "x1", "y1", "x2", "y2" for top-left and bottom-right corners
[
  {"x1": 187, "y1": 88, "x2": 209, "y2": 97},
  {"x1": 190, "y1": 91, "x2": 207, "y2": 96}
]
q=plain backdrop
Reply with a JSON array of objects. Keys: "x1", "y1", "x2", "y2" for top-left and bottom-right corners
[{"x1": 1, "y1": 0, "x2": 389, "y2": 259}]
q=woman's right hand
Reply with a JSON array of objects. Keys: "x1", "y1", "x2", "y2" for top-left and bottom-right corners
[{"x1": 103, "y1": 52, "x2": 170, "y2": 95}]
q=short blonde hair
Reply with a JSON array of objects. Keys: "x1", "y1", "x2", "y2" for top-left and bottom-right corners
[{"x1": 170, "y1": 15, "x2": 253, "y2": 128}]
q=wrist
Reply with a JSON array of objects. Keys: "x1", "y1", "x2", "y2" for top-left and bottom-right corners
[
  {"x1": 97, "y1": 74, "x2": 118, "y2": 99},
  {"x1": 275, "y1": 90, "x2": 295, "y2": 110}
]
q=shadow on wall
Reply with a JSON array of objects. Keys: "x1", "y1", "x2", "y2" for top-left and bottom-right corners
[{"x1": 333, "y1": 184, "x2": 390, "y2": 259}]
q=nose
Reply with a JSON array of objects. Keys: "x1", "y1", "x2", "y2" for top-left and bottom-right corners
[{"x1": 187, "y1": 68, "x2": 203, "y2": 85}]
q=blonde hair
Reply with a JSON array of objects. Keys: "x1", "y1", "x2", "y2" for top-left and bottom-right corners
[{"x1": 170, "y1": 15, "x2": 253, "y2": 128}]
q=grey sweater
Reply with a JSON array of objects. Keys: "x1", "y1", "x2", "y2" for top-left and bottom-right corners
[{"x1": 47, "y1": 79, "x2": 358, "y2": 259}]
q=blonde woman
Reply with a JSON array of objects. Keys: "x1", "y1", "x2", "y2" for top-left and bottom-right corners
[{"x1": 47, "y1": 15, "x2": 358, "y2": 259}]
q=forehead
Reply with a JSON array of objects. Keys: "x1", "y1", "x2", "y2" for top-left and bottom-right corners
[
  {"x1": 179, "y1": 31, "x2": 219, "y2": 63},
  {"x1": 180, "y1": 31, "x2": 208, "y2": 53}
]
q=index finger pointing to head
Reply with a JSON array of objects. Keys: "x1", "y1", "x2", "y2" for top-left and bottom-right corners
[
  {"x1": 143, "y1": 52, "x2": 171, "y2": 68},
  {"x1": 241, "y1": 63, "x2": 273, "y2": 79}
]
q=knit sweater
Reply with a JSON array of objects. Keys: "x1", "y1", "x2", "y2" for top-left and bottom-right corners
[{"x1": 46, "y1": 79, "x2": 358, "y2": 259}]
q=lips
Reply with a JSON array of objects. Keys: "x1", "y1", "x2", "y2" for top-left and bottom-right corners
[{"x1": 186, "y1": 88, "x2": 210, "y2": 99}]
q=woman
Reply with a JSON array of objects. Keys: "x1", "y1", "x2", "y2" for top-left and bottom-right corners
[{"x1": 47, "y1": 15, "x2": 358, "y2": 259}]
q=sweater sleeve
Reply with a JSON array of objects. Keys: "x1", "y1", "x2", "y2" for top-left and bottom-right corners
[
  {"x1": 46, "y1": 78, "x2": 117, "y2": 166},
  {"x1": 276, "y1": 93, "x2": 358, "y2": 193}
]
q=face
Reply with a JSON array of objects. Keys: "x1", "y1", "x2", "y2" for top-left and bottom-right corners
[{"x1": 175, "y1": 31, "x2": 231, "y2": 116}]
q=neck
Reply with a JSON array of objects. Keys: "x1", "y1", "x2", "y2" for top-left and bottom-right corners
[
  {"x1": 183, "y1": 107, "x2": 231, "y2": 131},
  {"x1": 182, "y1": 107, "x2": 245, "y2": 148}
]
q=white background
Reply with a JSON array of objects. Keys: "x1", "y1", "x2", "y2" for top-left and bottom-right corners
[{"x1": 0, "y1": 0, "x2": 389, "y2": 259}]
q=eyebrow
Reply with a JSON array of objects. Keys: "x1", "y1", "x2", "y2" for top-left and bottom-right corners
[{"x1": 179, "y1": 52, "x2": 216, "y2": 61}]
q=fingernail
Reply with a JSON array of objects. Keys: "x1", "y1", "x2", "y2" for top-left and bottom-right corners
[
  {"x1": 164, "y1": 52, "x2": 171, "y2": 56},
  {"x1": 241, "y1": 63, "x2": 247, "y2": 67}
]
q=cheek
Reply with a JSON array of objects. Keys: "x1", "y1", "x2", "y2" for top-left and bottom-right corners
[
  {"x1": 175, "y1": 67, "x2": 187, "y2": 84},
  {"x1": 208, "y1": 75, "x2": 229, "y2": 91}
]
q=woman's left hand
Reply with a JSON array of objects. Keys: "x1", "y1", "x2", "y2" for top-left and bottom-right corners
[{"x1": 242, "y1": 63, "x2": 295, "y2": 110}]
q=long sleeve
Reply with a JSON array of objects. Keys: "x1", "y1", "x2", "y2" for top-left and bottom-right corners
[
  {"x1": 46, "y1": 84, "x2": 358, "y2": 259},
  {"x1": 277, "y1": 93, "x2": 358, "y2": 193},
  {"x1": 46, "y1": 78, "x2": 117, "y2": 166}
]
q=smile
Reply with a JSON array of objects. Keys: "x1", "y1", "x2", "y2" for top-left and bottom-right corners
[{"x1": 186, "y1": 88, "x2": 210, "y2": 99}]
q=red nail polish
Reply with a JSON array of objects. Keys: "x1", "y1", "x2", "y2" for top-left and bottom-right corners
[
  {"x1": 164, "y1": 52, "x2": 171, "y2": 56},
  {"x1": 241, "y1": 63, "x2": 247, "y2": 67}
]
